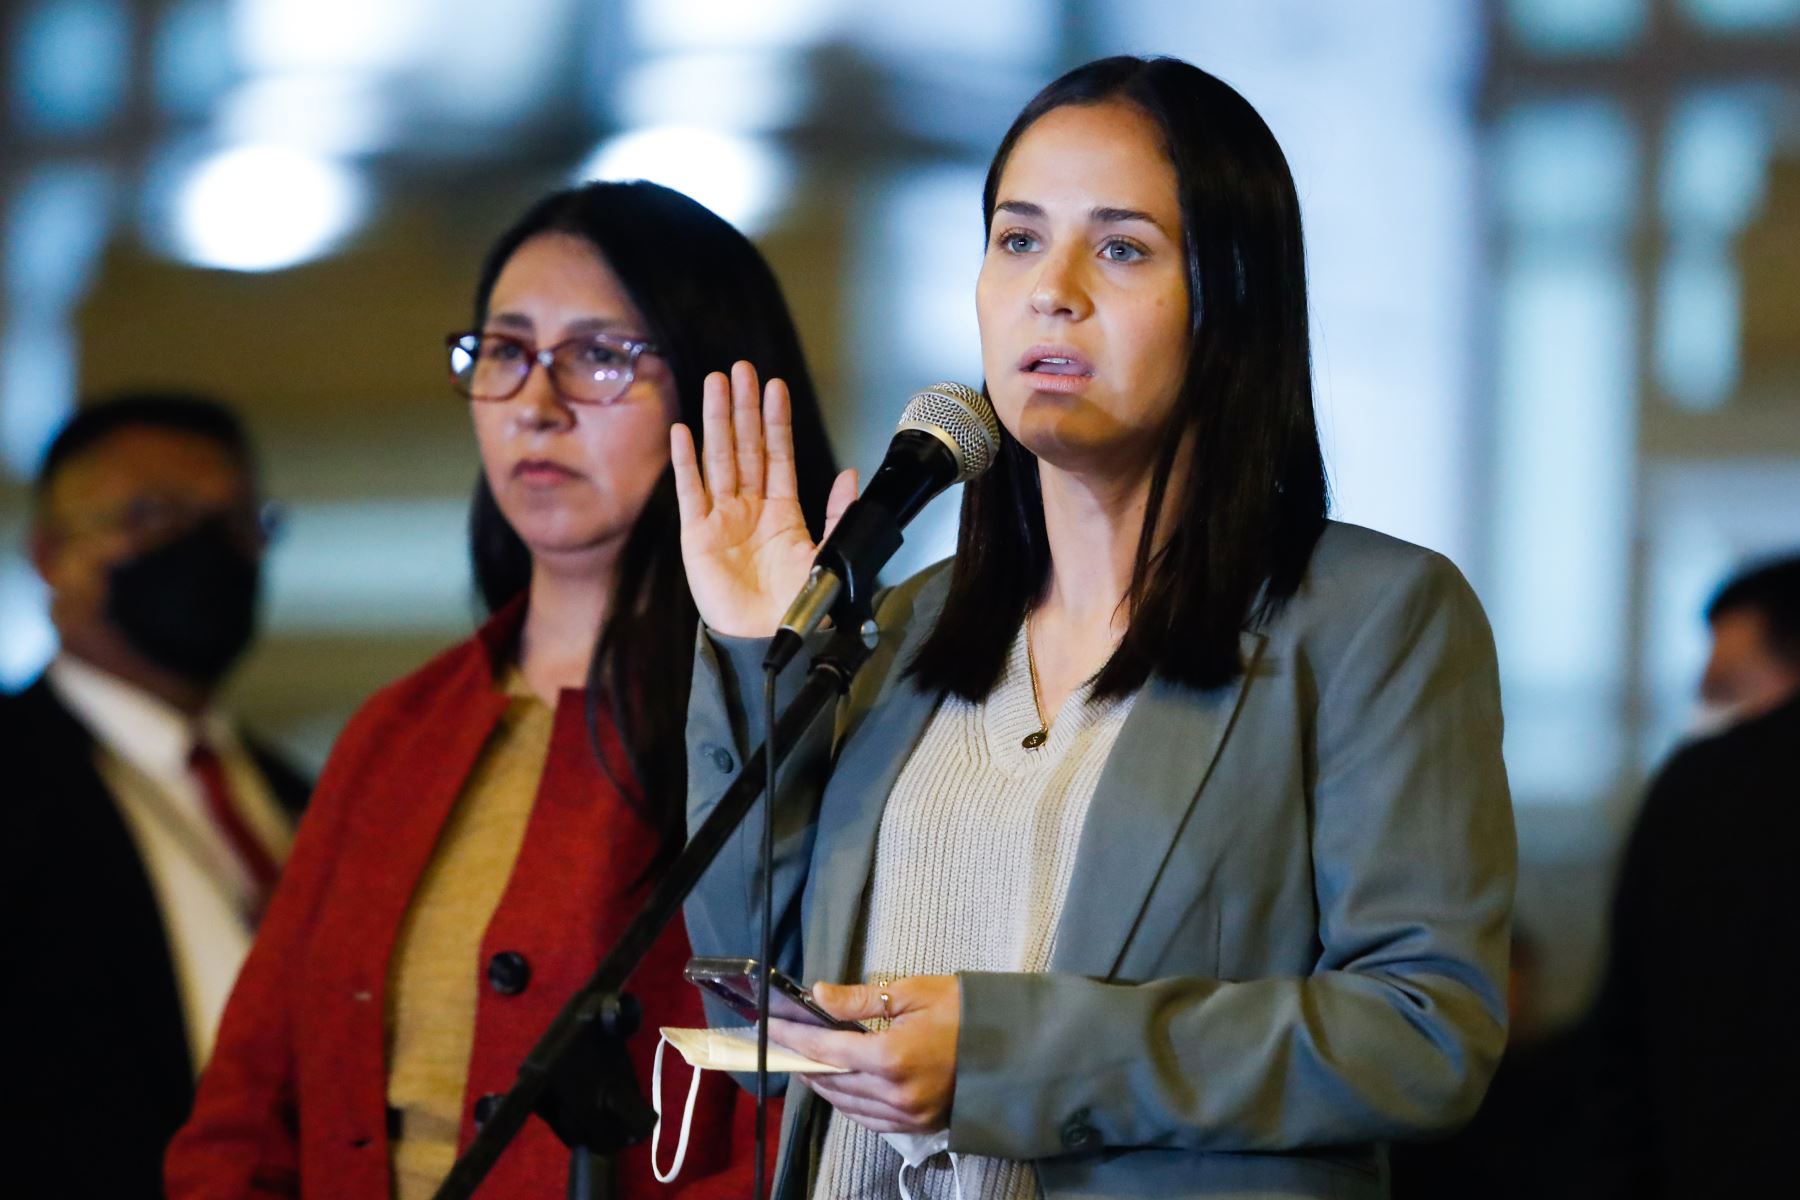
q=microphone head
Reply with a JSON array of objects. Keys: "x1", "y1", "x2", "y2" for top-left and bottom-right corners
[{"x1": 896, "y1": 382, "x2": 1001, "y2": 483}]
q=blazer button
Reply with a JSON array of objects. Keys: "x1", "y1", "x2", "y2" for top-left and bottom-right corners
[
  {"x1": 1060, "y1": 1109, "x2": 1098, "y2": 1151},
  {"x1": 487, "y1": 951, "x2": 531, "y2": 996},
  {"x1": 704, "y1": 744, "x2": 735, "y2": 774},
  {"x1": 473, "y1": 1093, "x2": 504, "y2": 1128}
]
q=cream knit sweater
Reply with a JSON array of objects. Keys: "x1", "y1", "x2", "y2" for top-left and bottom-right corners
[{"x1": 814, "y1": 625, "x2": 1136, "y2": 1200}]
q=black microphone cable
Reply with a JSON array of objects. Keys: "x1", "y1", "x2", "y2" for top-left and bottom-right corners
[{"x1": 754, "y1": 663, "x2": 778, "y2": 1199}]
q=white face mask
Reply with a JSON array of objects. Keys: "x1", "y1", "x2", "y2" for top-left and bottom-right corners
[
  {"x1": 1686, "y1": 699, "x2": 1748, "y2": 739},
  {"x1": 651, "y1": 1027, "x2": 844, "y2": 1183},
  {"x1": 883, "y1": 1128, "x2": 963, "y2": 1200}
]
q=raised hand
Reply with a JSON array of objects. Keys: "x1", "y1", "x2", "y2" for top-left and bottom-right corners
[{"x1": 672, "y1": 361, "x2": 857, "y2": 639}]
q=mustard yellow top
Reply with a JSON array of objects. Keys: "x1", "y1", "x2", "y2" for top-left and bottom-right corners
[{"x1": 385, "y1": 668, "x2": 551, "y2": 1200}]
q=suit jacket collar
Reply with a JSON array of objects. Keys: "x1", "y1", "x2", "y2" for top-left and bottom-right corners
[
  {"x1": 1050, "y1": 630, "x2": 1266, "y2": 977},
  {"x1": 49, "y1": 655, "x2": 234, "y2": 785},
  {"x1": 805, "y1": 568, "x2": 955, "y2": 986},
  {"x1": 803, "y1": 573, "x2": 1265, "y2": 986}
]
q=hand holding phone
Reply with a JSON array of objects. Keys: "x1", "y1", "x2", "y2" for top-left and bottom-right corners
[{"x1": 684, "y1": 957, "x2": 868, "y2": 1033}]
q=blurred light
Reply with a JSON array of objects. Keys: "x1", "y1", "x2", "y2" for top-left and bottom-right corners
[
  {"x1": 1656, "y1": 235, "x2": 1740, "y2": 411},
  {"x1": 1653, "y1": 91, "x2": 1766, "y2": 413},
  {"x1": 232, "y1": 0, "x2": 429, "y2": 73},
  {"x1": 263, "y1": 500, "x2": 472, "y2": 633},
  {"x1": 854, "y1": 0, "x2": 1053, "y2": 67},
  {"x1": 578, "y1": 127, "x2": 789, "y2": 234},
  {"x1": 0, "y1": 553, "x2": 57, "y2": 690},
  {"x1": 1, "y1": 164, "x2": 113, "y2": 477},
  {"x1": 1680, "y1": 0, "x2": 1800, "y2": 30},
  {"x1": 1506, "y1": 0, "x2": 1646, "y2": 54},
  {"x1": 630, "y1": 0, "x2": 839, "y2": 51},
  {"x1": 851, "y1": 166, "x2": 986, "y2": 583},
  {"x1": 154, "y1": 0, "x2": 234, "y2": 118},
  {"x1": 1103, "y1": 0, "x2": 1486, "y2": 572},
  {"x1": 1496, "y1": 99, "x2": 1638, "y2": 231},
  {"x1": 0, "y1": 320, "x2": 78, "y2": 479},
  {"x1": 1492, "y1": 244, "x2": 1636, "y2": 801},
  {"x1": 415, "y1": 0, "x2": 572, "y2": 126},
  {"x1": 10, "y1": 0, "x2": 130, "y2": 133},
  {"x1": 1660, "y1": 89, "x2": 1768, "y2": 229},
  {"x1": 169, "y1": 145, "x2": 365, "y2": 272},
  {"x1": 3, "y1": 164, "x2": 115, "y2": 306},
  {"x1": 863, "y1": 168, "x2": 984, "y2": 391},
  {"x1": 217, "y1": 75, "x2": 393, "y2": 155},
  {"x1": 619, "y1": 51, "x2": 811, "y2": 132}
]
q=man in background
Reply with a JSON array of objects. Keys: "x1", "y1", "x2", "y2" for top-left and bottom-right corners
[
  {"x1": 1693, "y1": 554, "x2": 1800, "y2": 733},
  {"x1": 1584, "y1": 551, "x2": 1799, "y2": 1196},
  {"x1": 4, "y1": 393, "x2": 310, "y2": 1197}
]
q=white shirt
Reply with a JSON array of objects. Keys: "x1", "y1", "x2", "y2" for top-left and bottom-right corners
[{"x1": 47, "y1": 655, "x2": 293, "y2": 1070}]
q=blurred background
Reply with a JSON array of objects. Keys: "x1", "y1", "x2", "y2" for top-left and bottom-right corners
[{"x1": 2, "y1": 0, "x2": 1797, "y2": 1030}]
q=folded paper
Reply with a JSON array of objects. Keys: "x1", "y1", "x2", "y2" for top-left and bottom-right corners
[{"x1": 658, "y1": 1025, "x2": 850, "y2": 1075}]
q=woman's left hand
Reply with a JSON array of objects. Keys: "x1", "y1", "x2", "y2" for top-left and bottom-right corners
[{"x1": 765, "y1": 975, "x2": 961, "y2": 1135}]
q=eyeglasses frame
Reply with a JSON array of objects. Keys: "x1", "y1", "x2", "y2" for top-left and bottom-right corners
[{"x1": 445, "y1": 329, "x2": 662, "y2": 405}]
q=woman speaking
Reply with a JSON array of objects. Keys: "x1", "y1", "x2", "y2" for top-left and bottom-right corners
[
  {"x1": 675, "y1": 57, "x2": 1514, "y2": 1199},
  {"x1": 166, "y1": 181, "x2": 840, "y2": 1198}
]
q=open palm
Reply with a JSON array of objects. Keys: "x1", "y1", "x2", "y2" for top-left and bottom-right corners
[{"x1": 672, "y1": 361, "x2": 857, "y2": 639}]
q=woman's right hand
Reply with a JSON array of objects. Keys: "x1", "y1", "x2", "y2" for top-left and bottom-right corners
[{"x1": 672, "y1": 360, "x2": 857, "y2": 639}]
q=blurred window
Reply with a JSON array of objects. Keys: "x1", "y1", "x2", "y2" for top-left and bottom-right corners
[
  {"x1": 0, "y1": 164, "x2": 113, "y2": 477},
  {"x1": 1679, "y1": 0, "x2": 1800, "y2": 31},
  {"x1": 1654, "y1": 90, "x2": 1771, "y2": 411},
  {"x1": 1489, "y1": 0, "x2": 1800, "y2": 804},
  {"x1": 9, "y1": 0, "x2": 130, "y2": 134},
  {"x1": 0, "y1": 554, "x2": 56, "y2": 690},
  {"x1": 629, "y1": 0, "x2": 840, "y2": 51},
  {"x1": 850, "y1": 165, "x2": 987, "y2": 582},
  {"x1": 154, "y1": 0, "x2": 233, "y2": 119},
  {"x1": 1497, "y1": 100, "x2": 1638, "y2": 230},
  {"x1": 1506, "y1": 0, "x2": 1646, "y2": 55},
  {"x1": 1490, "y1": 99, "x2": 1640, "y2": 803}
]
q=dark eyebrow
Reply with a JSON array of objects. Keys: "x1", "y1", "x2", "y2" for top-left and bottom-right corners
[
  {"x1": 484, "y1": 313, "x2": 629, "y2": 336},
  {"x1": 994, "y1": 200, "x2": 1045, "y2": 219},
  {"x1": 993, "y1": 199, "x2": 1171, "y2": 237},
  {"x1": 1091, "y1": 206, "x2": 1170, "y2": 236}
]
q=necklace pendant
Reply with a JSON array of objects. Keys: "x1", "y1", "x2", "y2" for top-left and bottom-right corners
[{"x1": 1021, "y1": 729, "x2": 1048, "y2": 749}]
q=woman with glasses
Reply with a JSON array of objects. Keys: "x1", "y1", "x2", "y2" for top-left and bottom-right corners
[
  {"x1": 677, "y1": 57, "x2": 1513, "y2": 1199},
  {"x1": 167, "y1": 181, "x2": 845, "y2": 1199}
]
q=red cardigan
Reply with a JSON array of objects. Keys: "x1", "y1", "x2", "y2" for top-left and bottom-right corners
[{"x1": 167, "y1": 602, "x2": 772, "y2": 1198}]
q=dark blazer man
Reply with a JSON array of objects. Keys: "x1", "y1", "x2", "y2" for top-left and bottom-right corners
[
  {"x1": 6, "y1": 394, "x2": 309, "y2": 1198},
  {"x1": 1586, "y1": 692, "x2": 1799, "y2": 1195}
]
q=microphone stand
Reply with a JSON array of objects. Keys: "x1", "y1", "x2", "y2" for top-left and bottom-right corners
[{"x1": 432, "y1": 615, "x2": 879, "y2": 1200}]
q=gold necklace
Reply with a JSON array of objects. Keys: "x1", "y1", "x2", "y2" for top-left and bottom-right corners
[{"x1": 1022, "y1": 614, "x2": 1049, "y2": 749}]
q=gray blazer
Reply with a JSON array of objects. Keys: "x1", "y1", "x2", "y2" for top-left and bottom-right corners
[{"x1": 684, "y1": 521, "x2": 1515, "y2": 1199}]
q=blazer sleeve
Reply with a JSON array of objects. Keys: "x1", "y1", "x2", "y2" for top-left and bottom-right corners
[
  {"x1": 951, "y1": 552, "x2": 1515, "y2": 1157},
  {"x1": 682, "y1": 628, "x2": 837, "y2": 1027},
  {"x1": 163, "y1": 706, "x2": 375, "y2": 1198}
]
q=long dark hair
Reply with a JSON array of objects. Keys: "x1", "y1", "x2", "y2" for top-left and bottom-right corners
[
  {"x1": 468, "y1": 180, "x2": 838, "y2": 874},
  {"x1": 908, "y1": 56, "x2": 1328, "y2": 701}
]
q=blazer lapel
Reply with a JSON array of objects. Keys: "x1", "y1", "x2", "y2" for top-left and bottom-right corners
[
  {"x1": 1050, "y1": 630, "x2": 1267, "y2": 979},
  {"x1": 802, "y1": 570, "x2": 952, "y2": 986}
]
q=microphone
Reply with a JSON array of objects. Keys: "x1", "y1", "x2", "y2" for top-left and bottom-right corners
[{"x1": 764, "y1": 382, "x2": 999, "y2": 673}]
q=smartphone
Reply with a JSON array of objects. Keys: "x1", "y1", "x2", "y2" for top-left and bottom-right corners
[{"x1": 684, "y1": 956, "x2": 867, "y2": 1033}]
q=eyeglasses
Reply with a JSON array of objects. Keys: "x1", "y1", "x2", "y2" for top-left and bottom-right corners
[
  {"x1": 446, "y1": 330, "x2": 661, "y2": 405},
  {"x1": 60, "y1": 495, "x2": 285, "y2": 549}
]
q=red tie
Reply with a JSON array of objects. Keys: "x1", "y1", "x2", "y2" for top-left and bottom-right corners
[{"x1": 187, "y1": 741, "x2": 280, "y2": 923}]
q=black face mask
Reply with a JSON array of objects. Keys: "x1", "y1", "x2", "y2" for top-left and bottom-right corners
[{"x1": 105, "y1": 521, "x2": 262, "y2": 685}]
